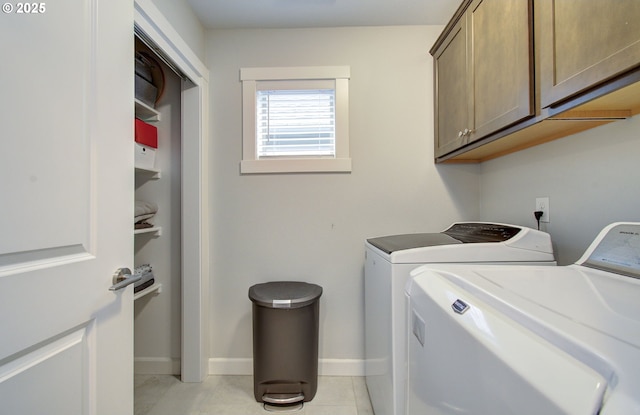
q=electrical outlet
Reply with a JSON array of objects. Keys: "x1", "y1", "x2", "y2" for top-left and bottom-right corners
[{"x1": 535, "y1": 197, "x2": 550, "y2": 223}]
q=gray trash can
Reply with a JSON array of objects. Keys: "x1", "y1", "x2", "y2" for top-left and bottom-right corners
[{"x1": 249, "y1": 281, "x2": 323, "y2": 407}]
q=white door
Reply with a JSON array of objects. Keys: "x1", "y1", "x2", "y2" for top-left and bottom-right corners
[{"x1": 0, "y1": 1, "x2": 134, "y2": 413}]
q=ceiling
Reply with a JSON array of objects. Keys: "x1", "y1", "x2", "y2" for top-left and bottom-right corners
[{"x1": 187, "y1": 0, "x2": 460, "y2": 29}]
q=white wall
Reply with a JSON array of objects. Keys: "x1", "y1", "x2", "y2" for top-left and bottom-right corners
[
  {"x1": 206, "y1": 26, "x2": 479, "y2": 374},
  {"x1": 151, "y1": 0, "x2": 206, "y2": 61},
  {"x1": 479, "y1": 115, "x2": 640, "y2": 265}
]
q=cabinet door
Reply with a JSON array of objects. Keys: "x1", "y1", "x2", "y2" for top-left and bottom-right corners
[
  {"x1": 539, "y1": 0, "x2": 640, "y2": 108},
  {"x1": 434, "y1": 17, "x2": 470, "y2": 158},
  {"x1": 469, "y1": 0, "x2": 533, "y2": 142}
]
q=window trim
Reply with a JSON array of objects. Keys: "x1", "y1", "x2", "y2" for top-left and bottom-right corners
[{"x1": 240, "y1": 66, "x2": 351, "y2": 174}]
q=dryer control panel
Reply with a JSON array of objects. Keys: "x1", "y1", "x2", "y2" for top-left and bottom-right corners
[{"x1": 582, "y1": 222, "x2": 640, "y2": 279}]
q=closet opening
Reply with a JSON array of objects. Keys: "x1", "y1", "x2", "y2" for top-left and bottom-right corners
[
  {"x1": 132, "y1": 7, "x2": 209, "y2": 384},
  {"x1": 134, "y1": 35, "x2": 183, "y2": 376}
]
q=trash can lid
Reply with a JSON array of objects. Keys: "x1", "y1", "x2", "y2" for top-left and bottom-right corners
[{"x1": 249, "y1": 281, "x2": 323, "y2": 309}]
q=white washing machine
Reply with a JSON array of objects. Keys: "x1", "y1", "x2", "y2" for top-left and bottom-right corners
[
  {"x1": 406, "y1": 222, "x2": 640, "y2": 415},
  {"x1": 364, "y1": 222, "x2": 556, "y2": 415}
]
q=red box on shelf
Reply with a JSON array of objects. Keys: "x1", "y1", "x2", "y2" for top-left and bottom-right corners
[{"x1": 135, "y1": 118, "x2": 158, "y2": 148}]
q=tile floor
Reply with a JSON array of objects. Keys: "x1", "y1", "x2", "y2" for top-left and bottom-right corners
[{"x1": 135, "y1": 375, "x2": 374, "y2": 415}]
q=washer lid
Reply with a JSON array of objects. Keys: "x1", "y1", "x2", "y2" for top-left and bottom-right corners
[
  {"x1": 367, "y1": 233, "x2": 461, "y2": 254},
  {"x1": 367, "y1": 222, "x2": 522, "y2": 254},
  {"x1": 249, "y1": 281, "x2": 322, "y2": 309}
]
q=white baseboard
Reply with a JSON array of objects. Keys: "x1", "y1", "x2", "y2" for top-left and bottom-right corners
[
  {"x1": 134, "y1": 357, "x2": 181, "y2": 375},
  {"x1": 208, "y1": 358, "x2": 365, "y2": 377},
  {"x1": 318, "y1": 359, "x2": 365, "y2": 376},
  {"x1": 134, "y1": 357, "x2": 365, "y2": 377},
  {"x1": 208, "y1": 358, "x2": 252, "y2": 375}
]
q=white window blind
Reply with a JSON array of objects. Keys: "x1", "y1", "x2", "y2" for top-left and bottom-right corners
[
  {"x1": 240, "y1": 66, "x2": 351, "y2": 174},
  {"x1": 257, "y1": 89, "x2": 336, "y2": 158}
]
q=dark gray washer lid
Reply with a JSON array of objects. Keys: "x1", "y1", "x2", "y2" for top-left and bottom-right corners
[
  {"x1": 367, "y1": 233, "x2": 461, "y2": 254},
  {"x1": 249, "y1": 281, "x2": 323, "y2": 308}
]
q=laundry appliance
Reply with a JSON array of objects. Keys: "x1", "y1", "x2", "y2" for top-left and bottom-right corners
[
  {"x1": 364, "y1": 222, "x2": 556, "y2": 415},
  {"x1": 406, "y1": 222, "x2": 640, "y2": 415}
]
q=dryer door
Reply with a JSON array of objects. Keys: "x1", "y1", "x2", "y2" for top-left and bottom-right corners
[{"x1": 406, "y1": 271, "x2": 607, "y2": 415}]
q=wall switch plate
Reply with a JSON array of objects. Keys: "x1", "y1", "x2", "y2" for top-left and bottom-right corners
[{"x1": 535, "y1": 197, "x2": 550, "y2": 223}]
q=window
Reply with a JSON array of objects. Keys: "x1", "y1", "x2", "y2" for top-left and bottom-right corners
[
  {"x1": 256, "y1": 86, "x2": 335, "y2": 158},
  {"x1": 241, "y1": 66, "x2": 351, "y2": 174}
]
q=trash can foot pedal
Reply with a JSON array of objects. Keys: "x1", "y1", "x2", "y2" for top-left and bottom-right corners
[
  {"x1": 263, "y1": 392, "x2": 304, "y2": 405},
  {"x1": 263, "y1": 393, "x2": 304, "y2": 412},
  {"x1": 263, "y1": 401, "x2": 303, "y2": 412}
]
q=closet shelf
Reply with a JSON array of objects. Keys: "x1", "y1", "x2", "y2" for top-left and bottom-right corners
[
  {"x1": 135, "y1": 99, "x2": 161, "y2": 122},
  {"x1": 134, "y1": 226, "x2": 162, "y2": 236},
  {"x1": 134, "y1": 282, "x2": 162, "y2": 300},
  {"x1": 135, "y1": 166, "x2": 161, "y2": 178}
]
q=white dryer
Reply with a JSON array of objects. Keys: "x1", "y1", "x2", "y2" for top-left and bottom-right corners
[
  {"x1": 364, "y1": 222, "x2": 556, "y2": 415},
  {"x1": 406, "y1": 222, "x2": 640, "y2": 415}
]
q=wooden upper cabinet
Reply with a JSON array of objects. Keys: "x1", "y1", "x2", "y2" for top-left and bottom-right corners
[
  {"x1": 432, "y1": 0, "x2": 640, "y2": 163},
  {"x1": 538, "y1": 1, "x2": 640, "y2": 108},
  {"x1": 469, "y1": 0, "x2": 533, "y2": 139},
  {"x1": 432, "y1": 0, "x2": 533, "y2": 158},
  {"x1": 433, "y1": 17, "x2": 469, "y2": 157}
]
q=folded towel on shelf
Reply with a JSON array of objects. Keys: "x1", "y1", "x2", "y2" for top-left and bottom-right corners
[
  {"x1": 135, "y1": 222, "x2": 154, "y2": 230},
  {"x1": 135, "y1": 200, "x2": 158, "y2": 217},
  {"x1": 135, "y1": 200, "x2": 158, "y2": 227}
]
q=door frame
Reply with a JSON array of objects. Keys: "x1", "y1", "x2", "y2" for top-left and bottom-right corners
[{"x1": 134, "y1": 0, "x2": 210, "y2": 383}]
